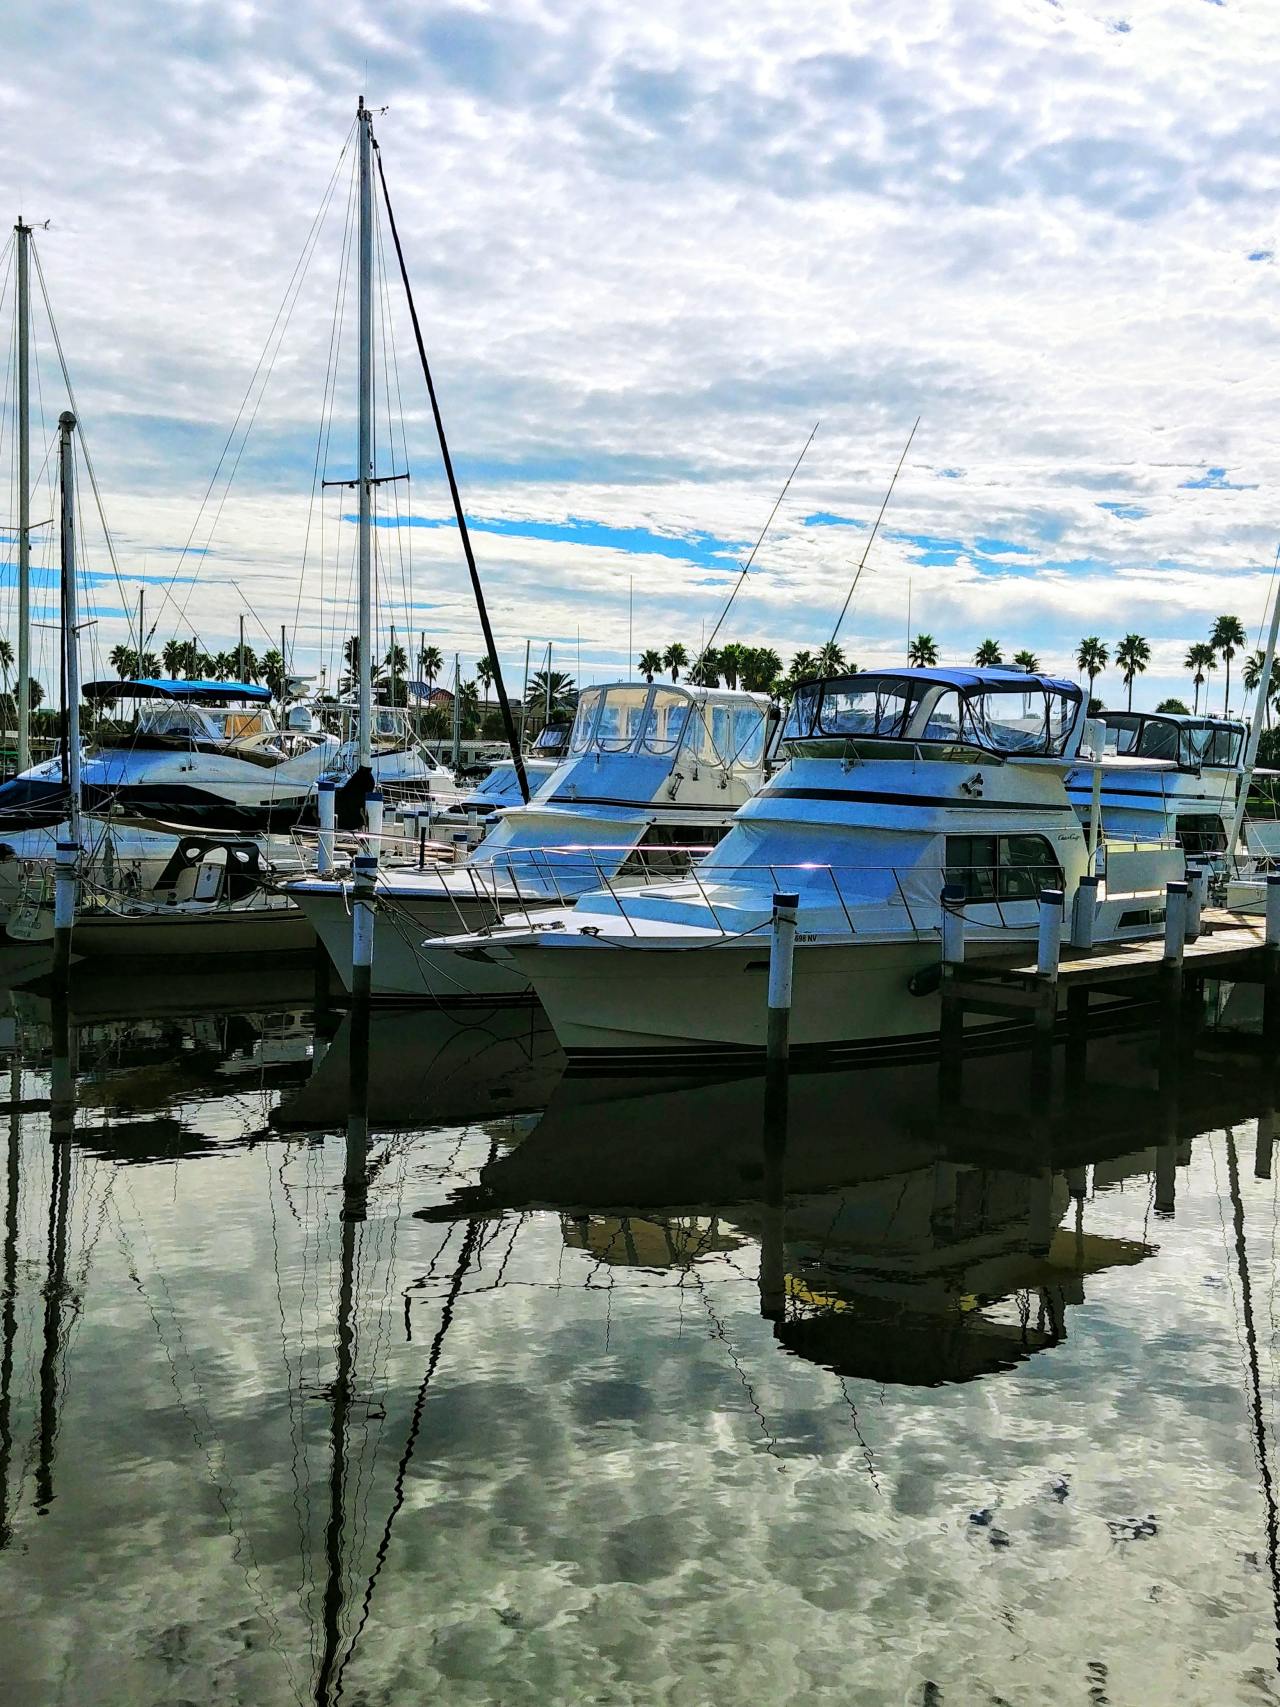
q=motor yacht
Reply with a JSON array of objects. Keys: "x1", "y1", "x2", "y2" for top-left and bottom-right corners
[
  {"x1": 431, "y1": 667, "x2": 1184, "y2": 1063},
  {"x1": 287, "y1": 679, "x2": 773, "y2": 1000},
  {"x1": 1065, "y1": 709, "x2": 1245, "y2": 861},
  {"x1": 0, "y1": 679, "x2": 337, "y2": 832}
]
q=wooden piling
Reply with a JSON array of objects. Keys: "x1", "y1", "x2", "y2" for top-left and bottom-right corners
[{"x1": 1264, "y1": 875, "x2": 1280, "y2": 1049}]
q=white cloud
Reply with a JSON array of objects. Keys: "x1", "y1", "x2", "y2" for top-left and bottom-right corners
[{"x1": 1, "y1": 0, "x2": 1278, "y2": 709}]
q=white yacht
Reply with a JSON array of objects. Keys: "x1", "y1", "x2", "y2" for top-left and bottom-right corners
[
  {"x1": 1065, "y1": 709, "x2": 1245, "y2": 860},
  {"x1": 431, "y1": 667, "x2": 1183, "y2": 1064},
  {"x1": 287, "y1": 679, "x2": 772, "y2": 1000},
  {"x1": 0, "y1": 679, "x2": 336, "y2": 832},
  {"x1": 319, "y1": 703, "x2": 464, "y2": 815}
]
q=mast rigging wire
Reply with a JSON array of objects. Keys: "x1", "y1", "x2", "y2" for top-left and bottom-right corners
[
  {"x1": 827, "y1": 416, "x2": 919, "y2": 651},
  {"x1": 701, "y1": 421, "x2": 819, "y2": 662},
  {"x1": 373, "y1": 134, "x2": 531, "y2": 803}
]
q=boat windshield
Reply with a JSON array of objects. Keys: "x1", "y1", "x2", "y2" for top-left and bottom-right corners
[
  {"x1": 638, "y1": 688, "x2": 692, "y2": 754},
  {"x1": 784, "y1": 674, "x2": 1080, "y2": 758},
  {"x1": 137, "y1": 703, "x2": 279, "y2": 742},
  {"x1": 596, "y1": 685, "x2": 653, "y2": 751},
  {"x1": 1103, "y1": 713, "x2": 1243, "y2": 769}
]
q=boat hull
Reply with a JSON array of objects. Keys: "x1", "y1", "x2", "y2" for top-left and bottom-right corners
[
  {"x1": 69, "y1": 902, "x2": 316, "y2": 959},
  {"x1": 292, "y1": 883, "x2": 536, "y2": 1001},
  {"x1": 508, "y1": 934, "x2": 1043, "y2": 1066}
]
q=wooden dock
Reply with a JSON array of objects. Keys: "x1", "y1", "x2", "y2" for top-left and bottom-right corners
[{"x1": 939, "y1": 890, "x2": 1280, "y2": 1091}]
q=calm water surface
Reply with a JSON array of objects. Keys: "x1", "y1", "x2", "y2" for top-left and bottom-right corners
[{"x1": 1, "y1": 974, "x2": 1279, "y2": 1705}]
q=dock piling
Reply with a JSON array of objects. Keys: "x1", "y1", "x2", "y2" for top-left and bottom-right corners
[
  {"x1": 939, "y1": 885, "x2": 966, "y2": 1095},
  {"x1": 1070, "y1": 875, "x2": 1098, "y2": 951},
  {"x1": 316, "y1": 779, "x2": 336, "y2": 875},
  {"x1": 1037, "y1": 888, "x2": 1064, "y2": 980},
  {"x1": 51, "y1": 840, "x2": 77, "y2": 986},
  {"x1": 766, "y1": 891, "x2": 799, "y2": 1071},
  {"x1": 351, "y1": 852, "x2": 377, "y2": 1005},
  {"x1": 1265, "y1": 875, "x2": 1280, "y2": 1048},
  {"x1": 364, "y1": 788, "x2": 384, "y2": 852}
]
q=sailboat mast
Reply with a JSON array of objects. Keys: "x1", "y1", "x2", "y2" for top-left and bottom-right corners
[
  {"x1": 356, "y1": 96, "x2": 375, "y2": 772},
  {"x1": 15, "y1": 220, "x2": 30, "y2": 774},
  {"x1": 1228, "y1": 574, "x2": 1280, "y2": 867},
  {"x1": 58, "y1": 412, "x2": 81, "y2": 843}
]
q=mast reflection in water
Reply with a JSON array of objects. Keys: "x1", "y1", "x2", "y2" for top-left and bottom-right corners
[{"x1": 0, "y1": 983, "x2": 1279, "y2": 1703}]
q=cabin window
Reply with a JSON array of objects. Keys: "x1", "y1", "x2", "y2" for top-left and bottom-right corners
[
  {"x1": 731, "y1": 704, "x2": 766, "y2": 766},
  {"x1": 639, "y1": 688, "x2": 691, "y2": 755},
  {"x1": 1136, "y1": 721, "x2": 1178, "y2": 760},
  {"x1": 945, "y1": 833, "x2": 1064, "y2": 902},
  {"x1": 569, "y1": 689, "x2": 602, "y2": 754},
  {"x1": 1176, "y1": 814, "x2": 1227, "y2": 855},
  {"x1": 1207, "y1": 727, "x2": 1242, "y2": 766},
  {"x1": 596, "y1": 685, "x2": 652, "y2": 752},
  {"x1": 959, "y1": 688, "x2": 1077, "y2": 757},
  {"x1": 819, "y1": 678, "x2": 918, "y2": 738}
]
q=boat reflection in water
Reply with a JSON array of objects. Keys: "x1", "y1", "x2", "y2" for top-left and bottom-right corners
[{"x1": 3, "y1": 977, "x2": 1280, "y2": 1702}]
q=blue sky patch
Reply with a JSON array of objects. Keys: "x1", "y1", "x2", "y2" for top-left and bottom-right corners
[
  {"x1": 1248, "y1": 249, "x2": 1274, "y2": 262},
  {"x1": 349, "y1": 512, "x2": 748, "y2": 568},
  {"x1": 974, "y1": 536, "x2": 1035, "y2": 556},
  {"x1": 1180, "y1": 466, "x2": 1257, "y2": 490},
  {"x1": 1097, "y1": 500, "x2": 1151, "y2": 519},
  {"x1": 803, "y1": 511, "x2": 865, "y2": 528}
]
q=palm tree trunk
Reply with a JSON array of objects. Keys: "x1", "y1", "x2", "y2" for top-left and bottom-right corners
[
  {"x1": 1226, "y1": 659, "x2": 1231, "y2": 716},
  {"x1": 1193, "y1": 678, "x2": 1200, "y2": 714},
  {"x1": 1127, "y1": 673, "x2": 1133, "y2": 711}
]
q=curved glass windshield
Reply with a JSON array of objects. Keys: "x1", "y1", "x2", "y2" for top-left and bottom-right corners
[
  {"x1": 569, "y1": 689, "x2": 602, "y2": 754},
  {"x1": 639, "y1": 688, "x2": 692, "y2": 754},
  {"x1": 596, "y1": 685, "x2": 652, "y2": 752},
  {"x1": 1103, "y1": 713, "x2": 1244, "y2": 769},
  {"x1": 784, "y1": 674, "x2": 1079, "y2": 757}
]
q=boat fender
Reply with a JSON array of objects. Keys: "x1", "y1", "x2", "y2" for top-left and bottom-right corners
[{"x1": 908, "y1": 961, "x2": 943, "y2": 998}]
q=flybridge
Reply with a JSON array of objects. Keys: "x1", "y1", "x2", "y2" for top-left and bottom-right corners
[{"x1": 779, "y1": 667, "x2": 1085, "y2": 762}]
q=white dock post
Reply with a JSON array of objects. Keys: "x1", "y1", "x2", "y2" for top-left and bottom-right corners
[
  {"x1": 941, "y1": 883, "x2": 965, "y2": 967},
  {"x1": 466, "y1": 805, "x2": 480, "y2": 847},
  {"x1": 1070, "y1": 874, "x2": 1099, "y2": 951},
  {"x1": 351, "y1": 852, "x2": 377, "y2": 1005},
  {"x1": 1186, "y1": 866, "x2": 1208, "y2": 943},
  {"x1": 52, "y1": 839, "x2": 78, "y2": 984},
  {"x1": 1264, "y1": 875, "x2": 1280, "y2": 1047},
  {"x1": 938, "y1": 884, "x2": 966, "y2": 1092},
  {"x1": 1163, "y1": 879, "x2": 1188, "y2": 966},
  {"x1": 316, "y1": 778, "x2": 336, "y2": 876},
  {"x1": 452, "y1": 830, "x2": 469, "y2": 865},
  {"x1": 1037, "y1": 888, "x2": 1064, "y2": 981},
  {"x1": 1266, "y1": 873, "x2": 1280, "y2": 950},
  {"x1": 364, "y1": 788, "x2": 384, "y2": 857},
  {"x1": 766, "y1": 891, "x2": 799, "y2": 1068}
]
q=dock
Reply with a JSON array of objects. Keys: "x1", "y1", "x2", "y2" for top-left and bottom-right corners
[{"x1": 937, "y1": 884, "x2": 1280, "y2": 1092}]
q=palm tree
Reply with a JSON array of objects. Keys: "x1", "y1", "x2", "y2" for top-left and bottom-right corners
[
  {"x1": 341, "y1": 635, "x2": 385, "y2": 697},
  {"x1": 740, "y1": 647, "x2": 783, "y2": 694},
  {"x1": 689, "y1": 648, "x2": 720, "y2": 687},
  {"x1": 786, "y1": 650, "x2": 818, "y2": 687},
  {"x1": 109, "y1": 643, "x2": 138, "y2": 680},
  {"x1": 716, "y1": 644, "x2": 745, "y2": 690},
  {"x1": 907, "y1": 633, "x2": 939, "y2": 668},
  {"x1": 662, "y1": 642, "x2": 688, "y2": 682},
  {"x1": 638, "y1": 648, "x2": 663, "y2": 683},
  {"x1": 1211, "y1": 614, "x2": 1247, "y2": 714},
  {"x1": 973, "y1": 638, "x2": 1003, "y2": 667},
  {"x1": 1115, "y1": 632, "x2": 1151, "y2": 710},
  {"x1": 1184, "y1": 642, "x2": 1215, "y2": 714},
  {"x1": 1240, "y1": 651, "x2": 1280, "y2": 727},
  {"x1": 418, "y1": 643, "x2": 444, "y2": 690},
  {"x1": 816, "y1": 641, "x2": 846, "y2": 676},
  {"x1": 261, "y1": 647, "x2": 287, "y2": 703},
  {"x1": 1155, "y1": 697, "x2": 1190, "y2": 714},
  {"x1": 475, "y1": 654, "x2": 495, "y2": 704},
  {"x1": 161, "y1": 638, "x2": 185, "y2": 678},
  {"x1": 1075, "y1": 636, "x2": 1108, "y2": 705},
  {"x1": 527, "y1": 669, "x2": 576, "y2": 715},
  {"x1": 1012, "y1": 649, "x2": 1040, "y2": 673},
  {"x1": 0, "y1": 639, "x2": 12, "y2": 698}
]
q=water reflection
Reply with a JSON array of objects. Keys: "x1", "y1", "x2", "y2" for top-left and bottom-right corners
[{"x1": 0, "y1": 983, "x2": 1278, "y2": 1702}]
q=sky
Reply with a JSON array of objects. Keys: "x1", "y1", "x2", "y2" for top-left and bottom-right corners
[{"x1": 2, "y1": 0, "x2": 1279, "y2": 712}]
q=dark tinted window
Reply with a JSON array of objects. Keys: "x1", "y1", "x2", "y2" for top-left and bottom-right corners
[{"x1": 945, "y1": 833, "x2": 1063, "y2": 902}]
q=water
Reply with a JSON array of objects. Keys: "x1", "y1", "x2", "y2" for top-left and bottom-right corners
[{"x1": 2, "y1": 972, "x2": 1280, "y2": 1705}]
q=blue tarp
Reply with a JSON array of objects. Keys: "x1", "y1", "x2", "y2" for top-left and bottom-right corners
[{"x1": 82, "y1": 679, "x2": 272, "y2": 704}]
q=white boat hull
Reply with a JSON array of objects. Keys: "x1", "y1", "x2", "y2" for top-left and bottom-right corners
[
  {"x1": 295, "y1": 883, "x2": 537, "y2": 1001},
  {"x1": 508, "y1": 933, "x2": 1042, "y2": 1065}
]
